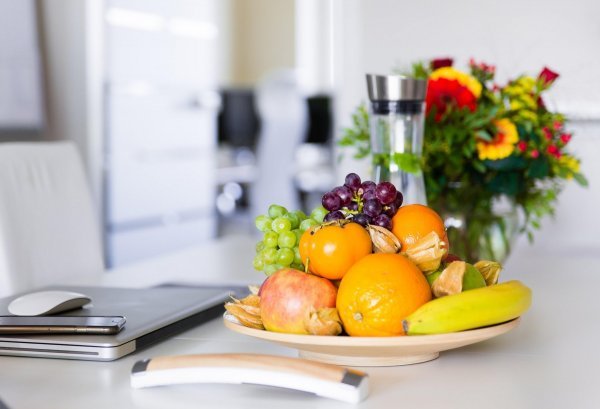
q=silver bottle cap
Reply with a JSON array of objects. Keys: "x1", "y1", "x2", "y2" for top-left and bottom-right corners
[{"x1": 366, "y1": 74, "x2": 427, "y2": 101}]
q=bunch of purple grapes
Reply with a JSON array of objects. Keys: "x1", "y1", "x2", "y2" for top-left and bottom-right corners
[{"x1": 321, "y1": 173, "x2": 403, "y2": 230}]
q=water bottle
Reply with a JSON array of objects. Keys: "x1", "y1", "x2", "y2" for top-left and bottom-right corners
[{"x1": 366, "y1": 74, "x2": 428, "y2": 204}]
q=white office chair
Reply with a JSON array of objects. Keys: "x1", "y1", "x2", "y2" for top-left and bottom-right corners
[{"x1": 0, "y1": 141, "x2": 104, "y2": 297}]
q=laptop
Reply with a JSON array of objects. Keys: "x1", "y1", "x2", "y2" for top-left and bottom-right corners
[{"x1": 0, "y1": 285, "x2": 245, "y2": 361}]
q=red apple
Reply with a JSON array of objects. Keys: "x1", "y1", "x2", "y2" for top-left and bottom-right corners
[{"x1": 259, "y1": 268, "x2": 337, "y2": 334}]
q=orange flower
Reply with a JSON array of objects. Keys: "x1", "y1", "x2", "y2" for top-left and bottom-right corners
[{"x1": 476, "y1": 119, "x2": 519, "y2": 160}]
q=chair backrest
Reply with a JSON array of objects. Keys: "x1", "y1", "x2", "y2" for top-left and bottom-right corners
[{"x1": 0, "y1": 141, "x2": 104, "y2": 297}]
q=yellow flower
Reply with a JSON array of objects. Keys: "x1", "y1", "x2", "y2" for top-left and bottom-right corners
[
  {"x1": 476, "y1": 119, "x2": 519, "y2": 160},
  {"x1": 516, "y1": 76, "x2": 536, "y2": 91},
  {"x1": 504, "y1": 85, "x2": 524, "y2": 97},
  {"x1": 518, "y1": 110, "x2": 538, "y2": 124},
  {"x1": 430, "y1": 67, "x2": 482, "y2": 98},
  {"x1": 521, "y1": 94, "x2": 537, "y2": 109},
  {"x1": 509, "y1": 93, "x2": 537, "y2": 112},
  {"x1": 504, "y1": 76, "x2": 536, "y2": 98},
  {"x1": 559, "y1": 155, "x2": 580, "y2": 178},
  {"x1": 510, "y1": 99, "x2": 525, "y2": 111}
]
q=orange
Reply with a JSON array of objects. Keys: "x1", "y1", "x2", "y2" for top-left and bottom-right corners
[
  {"x1": 391, "y1": 204, "x2": 449, "y2": 252},
  {"x1": 336, "y1": 253, "x2": 432, "y2": 336},
  {"x1": 299, "y1": 222, "x2": 372, "y2": 280}
]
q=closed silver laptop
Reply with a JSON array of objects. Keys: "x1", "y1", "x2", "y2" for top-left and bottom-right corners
[{"x1": 0, "y1": 285, "x2": 240, "y2": 361}]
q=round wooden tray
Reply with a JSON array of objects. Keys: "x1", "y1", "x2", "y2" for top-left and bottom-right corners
[{"x1": 223, "y1": 315, "x2": 520, "y2": 367}]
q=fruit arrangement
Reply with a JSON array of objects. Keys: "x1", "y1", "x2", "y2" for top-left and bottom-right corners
[{"x1": 226, "y1": 173, "x2": 532, "y2": 338}]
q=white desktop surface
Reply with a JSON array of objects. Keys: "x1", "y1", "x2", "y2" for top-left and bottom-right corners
[{"x1": 0, "y1": 234, "x2": 599, "y2": 408}]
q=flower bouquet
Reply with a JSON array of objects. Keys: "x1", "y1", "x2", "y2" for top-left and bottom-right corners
[{"x1": 339, "y1": 58, "x2": 587, "y2": 261}]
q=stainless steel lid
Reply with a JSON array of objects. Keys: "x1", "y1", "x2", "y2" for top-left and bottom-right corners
[{"x1": 366, "y1": 74, "x2": 427, "y2": 101}]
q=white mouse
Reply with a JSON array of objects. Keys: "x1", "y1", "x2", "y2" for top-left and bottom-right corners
[{"x1": 8, "y1": 290, "x2": 91, "y2": 316}]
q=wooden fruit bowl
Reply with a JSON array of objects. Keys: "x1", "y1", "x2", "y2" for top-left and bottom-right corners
[{"x1": 223, "y1": 314, "x2": 520, "y2": 367}]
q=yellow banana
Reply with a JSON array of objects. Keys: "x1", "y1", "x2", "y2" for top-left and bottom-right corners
[{"x1": 403, "y1": 280, "x2": 532, "y2": 335}]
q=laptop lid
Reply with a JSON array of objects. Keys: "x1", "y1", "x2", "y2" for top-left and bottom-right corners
[{"x1": 0, "y1": 285, "x2": 242, "y2": 361}]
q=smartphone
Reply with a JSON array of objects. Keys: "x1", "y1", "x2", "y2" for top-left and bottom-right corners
[{"x1": 0, "y1": 316, "x2": 126, "y2": 335}]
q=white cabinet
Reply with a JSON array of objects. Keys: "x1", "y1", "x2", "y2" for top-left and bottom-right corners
[
  {"x1": 106, "y1": 90, "x2": 217, "y2": 225},
  {"x1": 104, "y1": 0, "x2": 221, "y2": 266}
]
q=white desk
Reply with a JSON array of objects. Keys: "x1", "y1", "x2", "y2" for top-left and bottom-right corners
[{"x1": 1, "y1": 234, "x2": 599, "y2": 408}]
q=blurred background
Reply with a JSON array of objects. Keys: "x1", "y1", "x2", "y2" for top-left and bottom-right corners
[{"x1": 0, "y1": 0, "x2": 598, "y2": 267}]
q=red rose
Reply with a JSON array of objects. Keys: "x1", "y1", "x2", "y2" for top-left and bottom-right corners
[
  {"x1": 530, "y1": 149, "x2": 540, "y2": 159},
  {"x1": 539, "y1": 67, "x2": 559, "y2": 86},
  {"x1": 469, "y1": 59, "x2": 495, "y2": 74},
  {"x1": 431, "y1": 58, "x2": 453, "y2": 70},
  {"x1": 547, "y1": 144, "x2": 561, "y2": 158},
  {"x1": 517, "y1": 141, "x2": 527, "y2": 152},
  {"x1": 542, "y1": 127, "x2": 553, "y2": 140},
  {"x1": 560, "y1": 133, "x2": 572, "y2": 144},
  {"x1": 553, "y1": 120, "x2": 563, "y2": 131}
]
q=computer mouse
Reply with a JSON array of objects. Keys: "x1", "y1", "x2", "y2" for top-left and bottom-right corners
[{"x1": 8, "y1": 290, "x2": 92, "y2": 316}]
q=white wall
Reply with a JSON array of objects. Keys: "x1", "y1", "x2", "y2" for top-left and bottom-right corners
[
  {"x1": 38, "y1": 1, "x2": 88, "y2": 146},
  {"x1": 0, "y1": 0, "x2": 43, "y2": 129},
  {"x1": 333, "y1": 0, "x2": 600, "y2": 252},
  {"x1": 38, "y1": 0, "x2": 104, "y2": 207},
  {"x1": 359, "y1": 0, "x2": 600, "y2": 116},
  {"x1": 228, "y1": 0, "x2": 295, "y2": 87},
  {"x1": 525, "y1": 121, "x2": 600, "y2": 253}
]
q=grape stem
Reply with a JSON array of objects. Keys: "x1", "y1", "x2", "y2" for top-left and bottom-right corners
[{"x1": 352, "y1": 194, "x2": 364, "y2": 212}]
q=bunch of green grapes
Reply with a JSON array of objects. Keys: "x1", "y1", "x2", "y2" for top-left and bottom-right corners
[{"x1": 254, "y1": 204, "x2": 327, "y2": 275}]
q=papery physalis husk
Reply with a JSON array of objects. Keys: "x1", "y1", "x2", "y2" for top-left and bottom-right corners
[
  {"x1": 367, "y1": 225, "x2": 402, "y2": 254},
  {"x1": 225, "y1": 293, "x2": 264, "y2": 330},
  {"x1": 474, "y1": 260, "x2": 502, "y2": 286},
  {"x1": 431, "y1": 260, "x2": 466, "y2": 298},
  {"x1": 402, "y1": 231, "x2": 448, "y2": 273},
  {"x1": 304, "y1": 307, "x2": 343, "y2": 336},
  {"x1": 248, "y1": 285, "x2": 260, "y2": 296}
]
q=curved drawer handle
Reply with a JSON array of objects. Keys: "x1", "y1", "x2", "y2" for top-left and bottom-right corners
[{"x1": 131, "y1": 353, "x2": 369, "y2": 403}]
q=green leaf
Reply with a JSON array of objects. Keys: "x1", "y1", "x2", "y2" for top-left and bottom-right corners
[
  {"x1": 411, "y1": 61, "x2": 430, "y2": 79},
  {"x1": 488, "y1": 172, "x2": 521, "y2": 196},
  {"x1": 391, "y1": 152, "x2": 422, "y2": 174},
  {"x1": 338, "y1": 137, "x2": 354, "y2": 146},
  {"x1": 466, "y1": 107, "x2": 499, "y2": 128},
  {"x1": 475, "y1": 129, "x2": 493, "y2": 142},
  {"x1": 516, "y1": 124, "x2": 528, "y2": 137},
  {"x1": 484, "y1": 156, "x2": 527, "y2": 171},
  {"x1": 526, "y1": 157, "x2": 549, "y2": 179},
  {"x1": 338, "y1": 104, "x2": 371, "y2": 160},
  {"x1": 573, "y1": 173, "x2": 589, "y2": 187},
  {"x1": 472, "y1": 161, "x2": 486, "y2": 173}
]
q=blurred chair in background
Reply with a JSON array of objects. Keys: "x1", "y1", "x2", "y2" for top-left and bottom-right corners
[
  {"x1": 218, "y1": 88, "x2": 260, "y2": 150},
  {"x1": 295, "y1": 95, "x2": 335, "y2": 211},
  {"x1": 250, "y1": 70, "x2": 307, "y2": 218},
  {"x1": 215, "y1": 88, "x2": 260, "y2": 230},
  {"x1": 0, "y1": 142, "x2": 104, "y2": 297},
  {"x1": 217, "y1": 81, "x2": 336, "y2": 230}
]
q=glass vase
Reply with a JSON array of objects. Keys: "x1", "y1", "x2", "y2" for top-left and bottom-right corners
[{"x1": 437, "y1": 194, "x2": 521, "y2": 263}]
